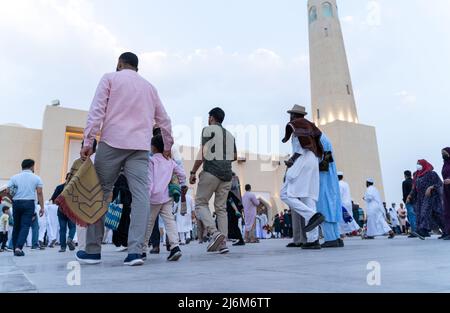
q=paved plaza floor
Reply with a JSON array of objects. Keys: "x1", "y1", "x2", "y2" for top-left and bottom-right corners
[{"x1": 1, "y1": 236, "x2": 449, "y2": 293}]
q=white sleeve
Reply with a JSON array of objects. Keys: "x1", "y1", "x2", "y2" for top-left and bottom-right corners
[{"x1": 365, "y1": 189, "x2": 375, "y2": 202}]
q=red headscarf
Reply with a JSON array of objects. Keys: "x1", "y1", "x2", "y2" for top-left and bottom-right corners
[{"x1": 416, "y1": 159, "x2": 434, "y2": 178}]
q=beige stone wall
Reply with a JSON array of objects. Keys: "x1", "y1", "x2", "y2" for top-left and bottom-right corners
[
  {"x1": 40, "y1": 106, "x2": 88, "y2": 199},
  {"x1": 0, "y1": 125, "x2": 42, "y2": 186},
  {"x1": 321, "y1": 120, "x2": 385, "y2": 207}
]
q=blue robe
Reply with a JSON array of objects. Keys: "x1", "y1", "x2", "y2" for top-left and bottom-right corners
[{"x1": 317, "y1": 134, "x2": 343, "y2": 241}]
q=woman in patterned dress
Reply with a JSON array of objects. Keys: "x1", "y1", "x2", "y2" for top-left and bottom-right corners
[{"x1": 407, "y1": 159, "x2": 444, "y2": 239}]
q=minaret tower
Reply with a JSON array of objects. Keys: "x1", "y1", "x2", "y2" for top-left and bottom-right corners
[
  {"x1": 308, "y1": 0, "x2": 358, "y2": 125},
  {"x1": 306, "y1": 0, "x2": 385, "y2": 202}
]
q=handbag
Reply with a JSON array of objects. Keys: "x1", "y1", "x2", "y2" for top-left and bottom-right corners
[
  {"x1": 105, "y1": 192, "x2": 123, "y2": 231},
  {"x1": 342, "y1": 207, "x2": 353, "y2": 223},
  {"x1": 169, "y1": 174, "x2": 181, "y2": 203}
]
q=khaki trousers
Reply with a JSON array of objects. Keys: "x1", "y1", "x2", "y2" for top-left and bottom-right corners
[
  {"x1": 197, "y1": 219, "x2": 208, "y2": 242},
  {"x1": 143, "y1": 200, "x2": 179, "y2": 252},
  {"x1": 194, "y1": 171, "x2": 232, "y2": 238}
]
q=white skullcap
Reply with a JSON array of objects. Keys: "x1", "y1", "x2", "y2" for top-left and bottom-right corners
[
  {"x1": 367, "y1": 178, "x2": 375, "y2": 184},
  {"x1": 337, "y1": 171, "x2": 344, "y2": 176}
]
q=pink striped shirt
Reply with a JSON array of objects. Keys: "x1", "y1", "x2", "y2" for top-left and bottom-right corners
[
  {"x1": 148, "y1": 153, "x2": 186, "y2": 205},
  {"x1": 84, "y1": 69, "x2": 173, "y2": 151}
]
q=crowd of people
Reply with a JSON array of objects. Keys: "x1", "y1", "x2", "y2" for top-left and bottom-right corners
[{"x1": 1, "y1": 52, "x2": 450, "y2": 266}]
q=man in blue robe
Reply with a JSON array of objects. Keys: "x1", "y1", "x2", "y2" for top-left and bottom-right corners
[{"x1": 317, "y1": 134, "x2": 344, "y2": 248}]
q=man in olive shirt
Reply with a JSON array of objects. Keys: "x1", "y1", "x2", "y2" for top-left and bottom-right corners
[{"x1": 190, "y1": 108, "x2": 237, "y2": 254}]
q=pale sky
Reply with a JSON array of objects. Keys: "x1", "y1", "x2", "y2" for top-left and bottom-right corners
[{"x1": 0, "y1": 0, "x2": 449, "y2": 204}]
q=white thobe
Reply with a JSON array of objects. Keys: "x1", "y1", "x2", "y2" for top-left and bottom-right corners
[
  {"x1": 339, "y1": 181, "x2": 353, "y2": 216},
  {"x1": 284, "y1": 138, "x2": 320, "y2": 200},
  {"x1": 340, "y1": 214, "x2": 361, "y2": 234},
  {"x1": 364, "y1": 186, "x2": 392, "y2": 237},
  {"x1": 103, "y1": 227, "x2": 113, "y2": 244},
  {"x1": 259, "y1": 214, "x2": 268, "y2": 239},
  {"x1": 339, "y1": 180, "x2": 360, "y2": 233},
  {"x1": 176, "y1": 195, "x2": 194, "y2": 241},
  {"x1": 255, "y1": 216, "x2": 262, "y2": 239},
  {"x1": 388, "y1": 208, "x2": 400, "y2": 227},
  {"x1": 46, "y1": 204, "x2": 59, "y2": 242},
  {"x1": 281, "y1": 137, "x2": 320, "y2": 242}
]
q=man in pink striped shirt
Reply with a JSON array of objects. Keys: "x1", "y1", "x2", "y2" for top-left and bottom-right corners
[{"x1": 77, "y1": 52, "x2": 174, "y2": 267}]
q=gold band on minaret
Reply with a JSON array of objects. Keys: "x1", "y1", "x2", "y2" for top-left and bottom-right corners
[{"x1": 306, "y1": 0, "x2": 386, "y2": 203}]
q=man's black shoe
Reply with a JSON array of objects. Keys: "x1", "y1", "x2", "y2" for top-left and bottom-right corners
[
  {"x1": 301, "y1": 241, "x2": 321, "y2": 250},
  {"x1": 150, "y1": 247, "x2": 160, "y2": 254},
  {"x1": 167, "y1": 247, "x2": 182, "y2": 262},
  {"x1": 321, "y1": 240, "x2": 340, "y2": 248},
  {"x1": 286, "y1": 242, "x2": 303, "y2": 248},
  {"x1": 411, "y1": 231, "x2": 425, "y2": 240},
  {"x1": 304, "y1": 213, "x2": 325, "y2": 233}
]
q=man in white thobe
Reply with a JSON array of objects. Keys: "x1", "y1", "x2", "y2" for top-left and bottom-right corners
[
  {"x1": 255, "y1": 213, "x2": 262, "y2": 239},
  {"x1": 388, "y1": 203, "x2": 401, "y2": 234},
  {"x1": 363, "y1": 179, "x2": 395, "y2": 239},
  {"x1": 259, "y1": 212, "x2": 268, "y2": 239},
  {"x1": 46, "y1": 202, "x2": 59, "y2": 247},
  {"x1": 176, "y1": 194, "x2": 194, "y2": 245},
  {"x1": 338, "y1": 172, "x2": 360, "y2": 235},
  {"x1": 280, "y1": 105, "x2": 324, "y2": 249},
  {"x1": 281, "y1": 137, "x2": 321, "y2": 247}
]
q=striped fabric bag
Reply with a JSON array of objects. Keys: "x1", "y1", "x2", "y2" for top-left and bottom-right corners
[
  {"x1": 105, "y1": 193, "x2": 122, "y2": 231},
  {"x1": 56, "y1": 158, "x2": 106, "y2": 227}
]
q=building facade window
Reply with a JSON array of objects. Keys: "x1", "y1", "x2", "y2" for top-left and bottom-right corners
[
  {"x1": 324, "y1": 27, "x2": 329, "y2": 37},
  {"x1": 322, "y1": 2, "x2": 333, "y2": 17},
  {"x1": 309, "y1": 6, "x2": 318, "y2": 24},
  {"x1": 317, "y1": 109, "x2": 321, "y2": 120},
  {"x1": 346, "y1": 84, "x2": 351, "y2": 95}
]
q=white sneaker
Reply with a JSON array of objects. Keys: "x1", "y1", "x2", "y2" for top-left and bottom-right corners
[
  {"x1": 207, "y1": 232, "x2": 226, "y2": 252},
  {"x1": 116, "y1": 246, "x2": 128, "y2": 252},
  {"x1": 218, "y1": 241, "x2": 230, "y2": 254}
]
